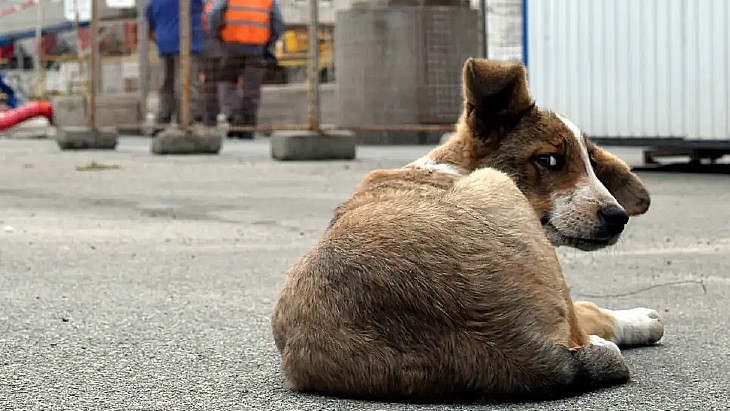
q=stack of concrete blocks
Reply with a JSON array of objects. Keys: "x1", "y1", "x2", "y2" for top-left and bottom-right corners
[{"x1": 335, "y1": 0, "x2": 480, "y2": 145}]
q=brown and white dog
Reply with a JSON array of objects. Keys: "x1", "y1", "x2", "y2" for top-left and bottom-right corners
[{"x1": 271, "y1": 59, "x2": 664, "y2": 402}]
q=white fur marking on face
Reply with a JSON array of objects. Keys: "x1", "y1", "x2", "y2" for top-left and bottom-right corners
[
  {"x1": 407, "y1": 157, "x2": 465, "y2": 176},
  {"x1": 608, "y1": 308, "x2": 664, "y2": 347},
  {"x1": 554, "y1": 113, "x2": 620, "y2": 207},
  {"x1": 589, "y1": 334, "x2": 621, "y2": 355}
]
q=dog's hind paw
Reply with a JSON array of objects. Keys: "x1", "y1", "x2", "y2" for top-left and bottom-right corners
[{"x1": 611, "y1": 308, "x2": 664, "y2": 347}]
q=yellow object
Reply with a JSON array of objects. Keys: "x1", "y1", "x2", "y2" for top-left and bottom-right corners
[{"x1": 275, "y1": 26, "x2": 333, "y2": 71}]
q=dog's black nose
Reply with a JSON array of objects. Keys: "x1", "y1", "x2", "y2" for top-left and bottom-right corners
[
  {"x1": 598, "y1": 207, "x2": 629, "y2": 235},
  {"x1": 598, "y1": 206, "x2": 630, "y2": 235}
]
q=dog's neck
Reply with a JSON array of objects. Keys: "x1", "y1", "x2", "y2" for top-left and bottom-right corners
[
  {"x1": 420, "y1": 125, "x2": 493, "y2": 172},
  {"x1": 407, "y1": 157, "x2": 466, "y2": 176}
]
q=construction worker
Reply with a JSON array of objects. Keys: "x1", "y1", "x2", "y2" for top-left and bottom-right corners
[
  {"x1": 206, "y1": 0, "x2": 284, "y2": 139},
  {"x1": 145, "y1": 0, "x2": 205, "y2": 126}
]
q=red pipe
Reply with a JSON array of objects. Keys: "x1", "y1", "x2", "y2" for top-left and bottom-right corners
[{"x1": 0, "y1": 101, "x2": 53, "y2": 131}]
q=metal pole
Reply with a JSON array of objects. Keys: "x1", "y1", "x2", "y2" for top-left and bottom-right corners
[
  {"x1": 307, "y1": 0, "x2": 320, "y2": 131},
  {"x1": 136, "y1": 0, "x2": 149, "y2": 125},
  {"x1": 74, "y1": 0, "x2": 85, "y2": 119},
  {"x1": 479, "y1": 0, "x2": 488, "y2": 59},
  {"x1": 34, "y1": 0, "x2": 44, "y2": 98},
  {"x1": 179, "y1": 0, "x2": 191, "y2": 131},
  {"x1": 89, "y1": 0, "x2": 99, "y2": 129}
]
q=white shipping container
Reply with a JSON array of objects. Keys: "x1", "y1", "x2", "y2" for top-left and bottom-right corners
[{"x1": 525, "y1": 0, "x2": 730, "y2": 142}]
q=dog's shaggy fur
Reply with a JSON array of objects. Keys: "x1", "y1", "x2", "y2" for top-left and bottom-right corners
[{"x1": 271, "y1": 59, "x2": 664, "y2": 403}]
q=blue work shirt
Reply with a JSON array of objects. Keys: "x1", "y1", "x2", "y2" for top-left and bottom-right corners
[{"x1": 145, "y1": 0, "x2": 205, "y2": 56}]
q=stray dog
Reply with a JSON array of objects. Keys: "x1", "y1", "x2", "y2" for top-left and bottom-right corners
[{"x1": 271, "y1": 59, "x2": 663, "y2": 402}]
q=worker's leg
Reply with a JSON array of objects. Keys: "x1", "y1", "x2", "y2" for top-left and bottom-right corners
[
  {"x1": 235, "y1": 54, "x2": 267, "y2": 139},
  {"x1": 156, "y1": 54, "x2": 177, "y2": 124},
  {"x1": 218, "y1": 54, "x2": 243, "y2": 134},
  {"x1": 201, "y1": 56, "x2": 221, "y2": 127},
  {"x1": 217, "y1": 82, "x2": 239, "y2": 120}
]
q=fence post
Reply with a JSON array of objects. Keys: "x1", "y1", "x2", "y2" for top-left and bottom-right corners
[
  {"x1": 179, "y1": 0, "x2": 192, "y2": 131},
  {"x1": 479, "y1": 0, "x2": 488, "y2": 59},
  {"x1": 307, "y1": 0, "x2": 320, "y2": 131},
  {"x1": 270, "y1": 0, "x2": 355, "y2": 161},
  {"x1": 34, "y1": 0, "x2": 44, "y2": 98},
  {"x1": 55, "y1": 0, "x2": 118, "y2": 150},
  {"x1": 73, "y1": 0, "x2": 84, "y2": 93},
  {"x1": 137, "y1": 0, "x2": 149, "y2": 126},
  {"x1": 150, "y1": 0, "x2": 221, "y2": 154},
  {"x1": 88, "y1": 0, "x2": 99, "y2": 129}
]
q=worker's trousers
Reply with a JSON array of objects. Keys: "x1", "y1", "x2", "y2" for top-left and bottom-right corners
[{"x1": 201, "y1": 54, "x2": 266, "y2": 127}]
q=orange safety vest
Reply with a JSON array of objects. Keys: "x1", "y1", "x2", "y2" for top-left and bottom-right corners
[{"x1": 220, "y1": 0, "x2": 272, "y2": 45}]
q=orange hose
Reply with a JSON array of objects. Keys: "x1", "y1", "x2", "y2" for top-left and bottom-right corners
[{"x1": 0, "y1": 101, "x2": 53, "y2": 131}]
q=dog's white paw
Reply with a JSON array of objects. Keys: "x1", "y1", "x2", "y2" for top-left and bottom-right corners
[
  {"x1": 610, "y1": 307, "x2": 664, "y2": 347},
  {"x1": 589, "y1": 334, "x2": 621, "y2": 355}
]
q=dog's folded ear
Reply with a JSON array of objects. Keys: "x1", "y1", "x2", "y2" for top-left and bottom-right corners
[
  {"x1": 591, "y1": 145, "x2": 651, "y2": 216},
  {"x1": 462, "y1": 58, "x2": 534, "y2": 130}
]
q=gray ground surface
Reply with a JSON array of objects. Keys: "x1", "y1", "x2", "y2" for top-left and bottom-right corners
[{"x1": 1, "y1": 137, "x2": 728, "y2": 410}]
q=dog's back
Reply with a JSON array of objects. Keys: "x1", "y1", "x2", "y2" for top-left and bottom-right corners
[{"x1": 272, "y1": 167, "x2": 629, "y2": 402}]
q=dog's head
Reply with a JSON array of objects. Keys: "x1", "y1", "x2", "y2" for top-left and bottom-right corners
[{"x1": 444, "y1": 58, "x2": 650, "y2": 251}]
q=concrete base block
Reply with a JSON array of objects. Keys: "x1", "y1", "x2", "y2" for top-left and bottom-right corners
[
  {"x1": 54, "y1": 126, "x2": 119, "y2": 150},
  {"x1": 270, "y1": 130, "x2": 357, "y2": 161},
  {"x1": 151, "y1": 125, "x2": 223, "y2": 155},
  {"x1": 50, "y1": 94, "x2": 141, "y2": 131},
  {"x1": 354, "y1": 130, "x2": 444, "y2": 146}
]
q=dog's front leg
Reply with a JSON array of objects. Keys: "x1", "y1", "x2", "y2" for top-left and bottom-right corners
[{"x1": 573, "y1": 301, "x2": 664, "y2": 347}]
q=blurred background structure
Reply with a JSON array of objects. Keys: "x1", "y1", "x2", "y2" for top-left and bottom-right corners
[{"x1": 0, "y1": 0, "x2": 728, "y2": 163}]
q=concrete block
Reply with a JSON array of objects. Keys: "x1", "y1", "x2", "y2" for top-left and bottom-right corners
[
  {"x1": 355, "y1": 130, "x2": 443, "y2": 145},
  {"x1": 257, "y1": 84, "x2": 338, "y2": 128},
  {"x1": 50, "y1": 94, "x2": 141, "y2": 131},
  {"x1": 54, "y1": 126, "x2": 119, "y2": 150},
  {"x1": 50, "y1": 95, "x2": 87, "y2": 127},
  {"x1": 151, "y1": 125, "x2": 223, "y2": 155},
  {"x1": 96, "y1": 94, "x2": 141, "y2": 132},
  {"x1": 270, "y1": 130, "x2": 356, "y2": 161}
]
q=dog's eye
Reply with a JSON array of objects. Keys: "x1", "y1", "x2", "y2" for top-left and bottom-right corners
[{"x1": 535, "y1": 154, "x2": 564, "y2": 170}]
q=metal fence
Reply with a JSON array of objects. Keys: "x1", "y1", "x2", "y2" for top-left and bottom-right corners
[{"x1": 1, "y1": 0, "x2": 496, "y2": 141}]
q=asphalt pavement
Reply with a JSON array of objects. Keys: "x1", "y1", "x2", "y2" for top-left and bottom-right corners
[{"x1": 1, "y1": 137, "x2": 728, "y2": 410}]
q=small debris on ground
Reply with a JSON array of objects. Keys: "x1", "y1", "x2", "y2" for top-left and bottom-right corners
[{"x1": 75, "y1": 161, "x2": 121, "y2": 171}]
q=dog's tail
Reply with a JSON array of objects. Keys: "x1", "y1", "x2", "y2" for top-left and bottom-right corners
[
  {"x1": 484, "y1": 334, "x2": 630, "y2": 402},
  {"x1": 529, "y1": 336, "x2": 630, "y2": 401},
  {"x1": 569, "y1": 337, "x2": 631, "y2": 390}
]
